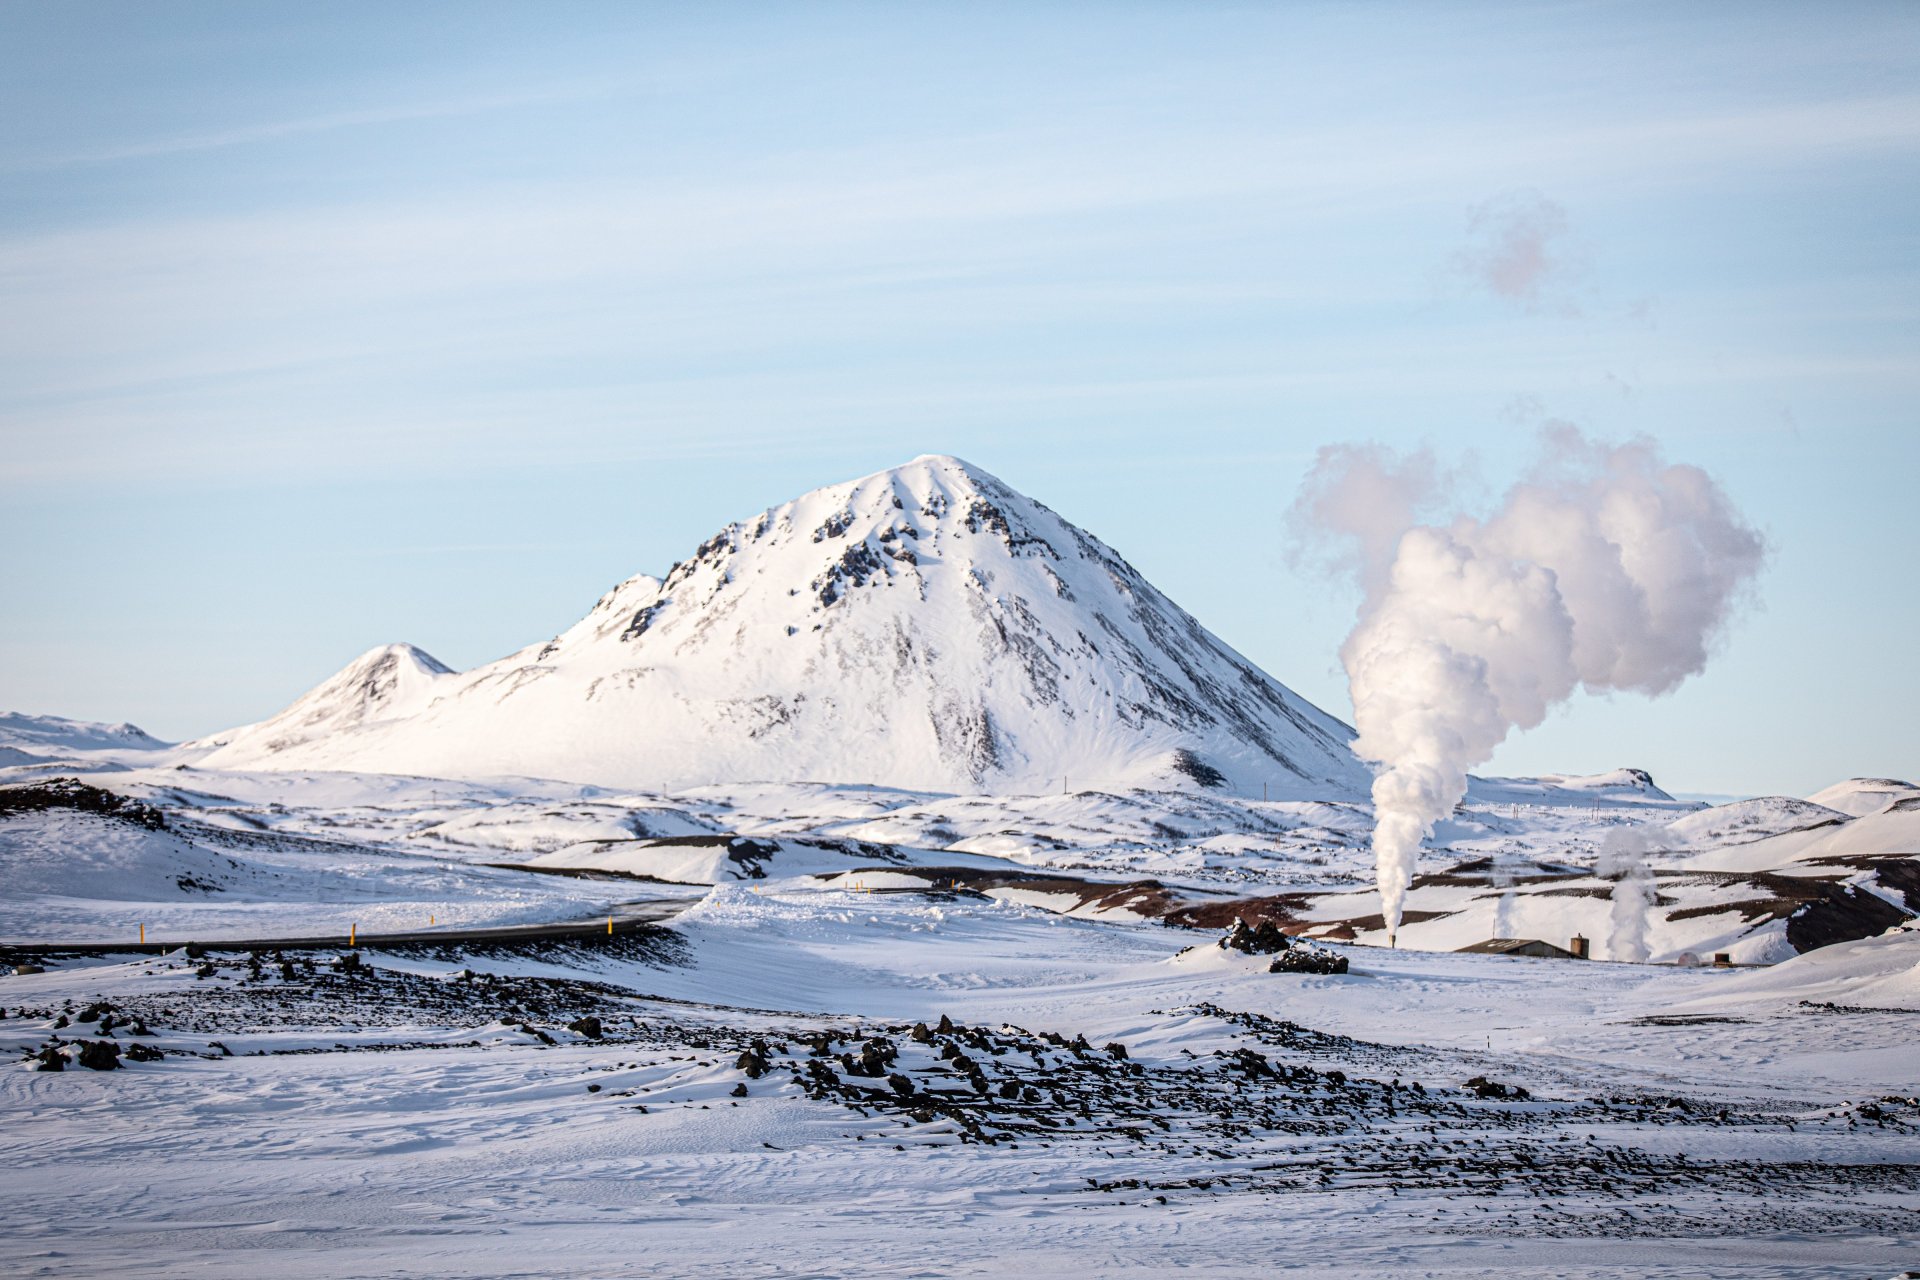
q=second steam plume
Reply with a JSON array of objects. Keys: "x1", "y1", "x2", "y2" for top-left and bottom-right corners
[{"x1": 1293, "y1": 426, "x2": 1765, "y2": 943}]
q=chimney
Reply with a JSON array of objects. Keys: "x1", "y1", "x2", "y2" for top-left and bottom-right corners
[
  {"x1": 1569, "y1": 935, "x2": 1589, "y2": 960},
  {"x1": 1713, "y1": 952, "x2": 1732, "y2": 968}
]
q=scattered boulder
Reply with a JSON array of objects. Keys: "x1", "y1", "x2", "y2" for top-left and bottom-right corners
[
  {"x1": 194, "y1": 964, "x2": 216, "y2": 979},
  {"x1": 887, "y1": 1073, "x2": 915, "y2": 1098},
  {"x1": 75, "y1": 1040, "x2": 121, "y2": 1071},
  {"x1": 330, "y1": 953, "x2": 361, "y2": 973},
  {"x1": 567, "y1": 1016, "x2": 603, "y2": 1040},
  {"x1": 935, "y1": 1014, "x2": 954, "y2": 1035},
  {"x1": 736, "y1": 1048, "x2": 768, "y2": 1079},
  {"x1": 51, "y1": 1013, "x2": 69, "y2": 1029},
  {"x1": 850, "y1": 1039, "x2": 897, "y2": 1078},
  {"x1": 1268, "y1": 947, "x2": 1349, "y2": 976},
  {"x1": 730, "y1": 1082, "x2": 749, "y2": 1098},
  {"x1": 1465, "y1": 1076, "x2": 1531, "y2": 1101},
  {"x1": 123, "y1": 1043, "x2": 162, "y2": 1063},
  {"x1": 909, "y1": 1022, "x2": 933, "y2": 1043},
  {"x1": 76, "y1": 1002, "x2": 112, "y2": 1024},
  {"x1": 33, "y1": 1046, "x2": 66, "y2": 1072},
  {"x1": 1104, "y1": 1042, "x2": 1129, "y2": 1060}
]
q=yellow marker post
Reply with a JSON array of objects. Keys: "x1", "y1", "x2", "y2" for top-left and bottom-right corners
[
  {"x1": 350, "y1": 923, "x2": 357, "y2": 947},
  {"x1": 607, "y1": 916, "x2": 613, "y2": 936},
  {"x1": 139, "y1": 923, "x2": 145, "y2": 946}
]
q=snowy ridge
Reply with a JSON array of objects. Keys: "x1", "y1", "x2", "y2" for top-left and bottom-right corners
[
  {"x1": 200, "y1": 456, "x2": 1366, "y2": 797},
  {"x1": 0, "y1": 712, "x2": 170, "y2": 754}
]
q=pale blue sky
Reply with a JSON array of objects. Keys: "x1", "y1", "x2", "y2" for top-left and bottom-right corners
[{"x1": 2, "y1": 1, "x2": 1914, "y2": 797}]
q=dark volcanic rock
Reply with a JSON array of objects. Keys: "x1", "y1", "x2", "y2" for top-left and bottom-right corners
[
  {"x1": 1223, "y1": 917, "x2": 1292, "y2": 956},
  {"x1": 568, "y1": 1016, "x2": 604, "y2": 1039},
  {"x1": 34, "y1": 1046, "x2": 66, "y2": 1072},
  {"x1": 75, "y1": 1040, "x2": 121, "y2": 1071},
  {"x1": 1465, "y1": 1075, "x2": 1531, "y2": 1101},
  {"x1": 1269, "y1": 947, "x2": 1349, "y2": 976}
]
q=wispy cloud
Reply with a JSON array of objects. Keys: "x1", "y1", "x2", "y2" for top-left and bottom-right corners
[
  {"x1": 1455, "y1": 190, "x2": 1581, "y2": 315},
  {"x1": 2, "y1": 84, "x2": 615, "y2": 171}
]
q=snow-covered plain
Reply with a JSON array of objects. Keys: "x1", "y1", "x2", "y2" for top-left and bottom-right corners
[
  {"x1": 3, "y1": 883, "x2": 1916, "y2": 1279},
  {"x1": 3, "y1": 722, "x2": 1917, "y2": 1276}
]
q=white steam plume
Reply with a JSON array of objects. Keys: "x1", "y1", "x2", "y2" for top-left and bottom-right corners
[
  {"x1": 1294, "y1": 426, "x2": 1765, "y2": 943},
  {"x1": 1597, "y1": 825, "x2": 1660, "y2": 963}
]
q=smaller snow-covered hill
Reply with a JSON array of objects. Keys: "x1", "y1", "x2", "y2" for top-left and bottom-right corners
[
  {"x1": 1805, "y1": 777, "x2": 1920, "y2": 818},
  {"x1": 189, "y1": 643, "x2": 455, "y2": 760},
  {"x1": 1467, "y1": 768, "x2": 1692, "y2": 809},
  {"x1": 0, "y1": 714, "x2": 176, "y2": 773}
]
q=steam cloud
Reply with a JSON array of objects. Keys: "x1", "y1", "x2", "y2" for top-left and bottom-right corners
[
  {"x1": 1295, "y1": 427, "x2": 1765, "y2": 942},
  {"x1": 1597, "y1": 825, "x2": 1659, "y2": 963}
]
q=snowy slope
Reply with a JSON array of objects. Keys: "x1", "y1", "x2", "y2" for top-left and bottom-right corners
[
  {"x1": 1662, "y1": 795, "x2": 1852, "y2": 849},
  {"x1": 199, "y1": 456, "x2": 1365, "y2": 797},
  {"x1": 0, "y1": 810, "x2": 255, "y2": 902}
]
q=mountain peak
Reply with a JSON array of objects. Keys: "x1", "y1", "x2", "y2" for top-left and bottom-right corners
[{"x1": 203, "y1": 459, "x2": 1365, "y2": 797}]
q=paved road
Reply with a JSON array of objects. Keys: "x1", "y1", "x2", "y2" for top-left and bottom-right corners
[{"x1": 0, "y1": 896, "x2": 701, "y2": 959}]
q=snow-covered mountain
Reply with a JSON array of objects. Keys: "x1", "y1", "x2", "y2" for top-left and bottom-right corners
[{"x1": 199, "y1": 456, "x2": 1366, "y2": 797}]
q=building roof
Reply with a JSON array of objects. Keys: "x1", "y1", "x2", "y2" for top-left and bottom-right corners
[{"x1": 1455, "y1": 937, "x2": 1581, "y2": 960}]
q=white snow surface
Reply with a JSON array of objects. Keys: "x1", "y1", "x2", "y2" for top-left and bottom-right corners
[
  {"x1": 195, "y1": 456, "x2": 1365, "y2": 797},
  {"x1": 3, "y1": 880, "x2": 1916, "y2": 1278}
]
